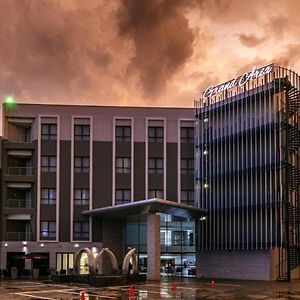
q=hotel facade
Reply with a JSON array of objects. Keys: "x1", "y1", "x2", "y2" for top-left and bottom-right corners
[
  {"x1": 0, "y1": 105, "x2": 198, "y2": 279},
  {"x1": 195, "y1": 65, "x2": 300, "y2": 280},
  {"x1": 0, "y1": 64, "x2": 299, "y2": 281}
]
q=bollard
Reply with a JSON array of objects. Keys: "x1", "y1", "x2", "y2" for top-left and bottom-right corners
[
  {"x1": 129, "y1": 286, "x2": 134, "y2": 298},
  {"x1": 80, "y1": 289, "x2": 85, "y2": 300},
  {"x1": 210, "y1": 280, "x2": 215, "y2": 288},
  {"x1": 171, "y1": 282, "x2": 177, "y2": 292}
]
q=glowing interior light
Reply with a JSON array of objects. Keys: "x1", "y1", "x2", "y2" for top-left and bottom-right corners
[
  {"x1": 203, "y1": 118, "x2": 209, "y2": 122},
  {"x1": 40, "y1": 243, "x2": 44, "y2": 247},
  {"x1": 203, "y1": 183, "x2": 209, "y2": 188},
  {"x1": 203, "y1": 150, "x2": 208, "y2": 155}
]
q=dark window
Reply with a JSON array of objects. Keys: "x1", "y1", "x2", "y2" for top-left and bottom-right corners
[
  {"x1": 116, "y1": 157, "x2": 131, "y2": 174},
  {"x1": 40, "y1": 221, "x2": 56, "y2": 240},
  {"x1": 41, "y1": 124, "x2": 57, "y2": 140},
  {"x1": 73, "y1": 221, "x2": 89, "y2": 240},
  {"x1": 74, "y1": 125, "x2": 90, "y2": 141},
  {"x1": 181, "y1": 190, "x2": 194, "y2": 206},
  {"x1": 74, "y1": 189, "x2": 89, "y2": 205},
  {"x1": 74, "y1": 157, "x2": 89, "y2": 173},
  {"x1": 149, "y1": 158, "x2": 163, "y2": 174},
  {"x1": 116, "y1": 126, "x2": 131, "y2": 142},
  {"x1": 148, "y1": 190, "x2": 163, "y2": 199},
  {"x1": 115, "y1": 189, "x2": 131, "y2": 205},
  {"x1": 148, "y1": 127, "x2": 163, "y2": 143},
  {"x1": 181, "y1": 158, "x2": 194, "y2": 175},
  {"x1": 41, "y1": 188, "x2": 56, "y2": 204},
  {"x1": 41, "y1": 156, "x2": 56, "y2": 172},
  {"x1": 181, "y1": 127, "x2": 194, "y2": 143}
]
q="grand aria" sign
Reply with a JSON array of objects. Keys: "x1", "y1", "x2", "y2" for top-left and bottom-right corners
[{"x1": 203, "y1": 65, "x2": 273, "y2": 99}]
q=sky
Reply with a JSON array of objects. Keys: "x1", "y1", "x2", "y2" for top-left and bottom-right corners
[{"x1": 0, "y1": 0, "x2": 300, "y2": 107}]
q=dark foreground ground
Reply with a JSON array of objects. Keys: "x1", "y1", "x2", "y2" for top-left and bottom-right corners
[{"x1": 1, "y1": 277, "x2": 300, "y2": 299}]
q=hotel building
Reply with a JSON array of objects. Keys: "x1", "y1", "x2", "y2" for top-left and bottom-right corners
[
  {"x1": 0, "y1": 104, "x2": 200, "y2": 278},
  {"x1": 195, "y1": 65, "x2": 300, "y2": 280}
]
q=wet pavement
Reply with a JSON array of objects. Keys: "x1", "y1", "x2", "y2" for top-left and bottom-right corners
[{"x1": 1, "y1": 278, "x2": 300, "y2": 299}]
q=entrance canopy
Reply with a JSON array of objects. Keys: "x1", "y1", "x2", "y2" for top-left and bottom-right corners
[{"x1": 82, "y1": 198, "x2": 207, "y2": 220}]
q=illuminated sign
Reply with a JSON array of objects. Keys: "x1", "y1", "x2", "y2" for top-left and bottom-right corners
[{"x1": 203, "y1": 65, "x2": 273, "y2": 98}]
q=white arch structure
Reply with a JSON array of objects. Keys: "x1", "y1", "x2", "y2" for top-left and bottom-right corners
[
  {"x1": 73, "y1": 247, "x2": 96, "y2": 275},
  {"x1": 122, "y1": 248, "x2": 138, "y2": 274},
  {"x1": 94, "y1": 248, "x2": 119, "y2": 274}
]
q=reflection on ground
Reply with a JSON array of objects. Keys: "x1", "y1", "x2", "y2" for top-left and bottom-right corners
[{"x1": 1, "y1": 278, "x2": 300, "y2": 299}]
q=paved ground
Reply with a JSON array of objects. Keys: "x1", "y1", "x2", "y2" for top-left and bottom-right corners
[{"x1": 1, "y1": 278, "x2": 300, "y2": 299}]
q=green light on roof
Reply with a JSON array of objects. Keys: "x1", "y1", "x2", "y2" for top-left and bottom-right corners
[{"x1": 5, "y1": 96, "x2": 15, "y2": 103}]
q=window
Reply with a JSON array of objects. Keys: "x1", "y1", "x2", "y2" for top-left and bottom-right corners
[
  {"x1": 115, "y1": 189, "x2": 131, "y2": 205},
  {"x1": 181, "y1": 158, "x2": 194, "y2": 175},
  {"x1": 56, "y1": 253, "x2": 74, "y2": 273},
  {"x1": 181, "y1": 127, "x2": 194, "y2": 143},
  {"x1": 41, "y1": 188, "x2": 56, "y2": 204},
  {"x1": 148, "y1": 126, "x2": 163, "y2": 143},
  {"x1": 148, "y1": 190, "x2": 163, "y2": 199},
  {"x1": 41, "y1": 156, "x2": 57, "y2": 172},
  {"x1": 40, "y1": 221, "x2": 56, "y2": 240},
  {"x1": 74, "y1": 189, "x2": 89, "y2": 205},
  {"x1": 181, "y1": 190, "x2": 194, "y2": 206},
  {"x1": 73, "y1": 221, "x2": 89, "y2": 240},
  {"x1": 116, "y1": 157, "x2": 131, "y2": 174},
  {"x1": 74, "y1": 157, "x2": 89, "y2": 173},
  {"x1": 41, "y1": 124, "x2": 57, "y2": 140},
  {"x1": 148, "y1": 158, "x2": 163, "y2": 174},
  {"x1": 74, "y1": 125, "x2": 90, "y2": 141},
  {"x1": 116, "y1": 126, "x2": 131, "y2": 142}
]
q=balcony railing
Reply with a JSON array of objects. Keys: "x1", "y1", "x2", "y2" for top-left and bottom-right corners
[
  {"x1": 6, "y1": 199, "x2": 33, "y2": 209},
  {"x1": 7, "y1": 167, "x2": 34, "y2": 176},
  {"x1": 6, "y1": 232, "x2": 33, "y2": 241},
  {"x1": 8, "y1": 135, "x2": 33, "y2": 143}
]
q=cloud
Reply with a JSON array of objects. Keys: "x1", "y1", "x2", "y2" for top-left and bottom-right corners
[{"x1": 238, "y1": 34, "x2": 265, "y2": 48}]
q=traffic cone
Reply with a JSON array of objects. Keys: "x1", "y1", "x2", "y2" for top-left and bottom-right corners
[
  {"x1": 171, "y1": 282, "x2": 177, "y2": 292},
  {"x1": 80, "y1": 289, "x2": 85, "y2": 300},
  {"x1": 129, "y1": 285, "x2": 134, "y2": 298},
  {"x1": 210, "y1": 280, "x2": 215, "y2": 288}
]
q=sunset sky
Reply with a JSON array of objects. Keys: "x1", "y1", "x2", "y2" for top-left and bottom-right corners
[{"x1": 0, "y1": 0, "x2": 299, "y2": 107}]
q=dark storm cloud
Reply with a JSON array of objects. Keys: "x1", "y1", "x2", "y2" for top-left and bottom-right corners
[
  {"x1": 238, "y1": 34, "x2": 265, "y2": 47},
  {"x1": 117, "y1": 0, "x2": 196, "y2": 96}
]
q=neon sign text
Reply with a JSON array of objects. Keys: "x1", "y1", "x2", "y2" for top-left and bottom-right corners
[{"x1": 203, "y1": 65, "x2": 273, "y2": 98}]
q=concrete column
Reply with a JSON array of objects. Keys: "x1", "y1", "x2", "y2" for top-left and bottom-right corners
[{"x1": 147, "y1": 213, "x2": 160, "y2": 280}]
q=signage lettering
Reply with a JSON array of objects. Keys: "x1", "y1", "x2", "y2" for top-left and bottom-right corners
[{"x1": 203, "y1": 65, "x2": 273, "y2": 98}]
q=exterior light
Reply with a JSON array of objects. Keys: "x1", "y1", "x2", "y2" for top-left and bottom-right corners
[
  {"x1": 200, "y1": 216, "x2": 206, "y2": 221},
  {"x1": 203, "y1": 183, "x2": 209, "y2": 188},
  {"x1": 23, "y1": 241, "x2": 27, "y2": 245},
  {"x1": 3, "y1": 95, "x2": 16, "y2": 109},
  {"x1": 40, "y1": 243, "x2": 44, "y2": 247},
  {"x1": 74, "y1": 243, "x2": 79, "y2": 248},
  {"x1": 203, "y1": 150, "x2": 208, "y2": 155},
  {"x1": 4, "y1": 243, "x2": 8, "y2": 247},
  {"x1": 203, "y1": 118, "x2": 209, "y2": 122}
]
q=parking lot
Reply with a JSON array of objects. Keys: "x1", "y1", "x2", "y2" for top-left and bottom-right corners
[{"x1": 1, "y1": 278, "x2": 300, "y2": 299}]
